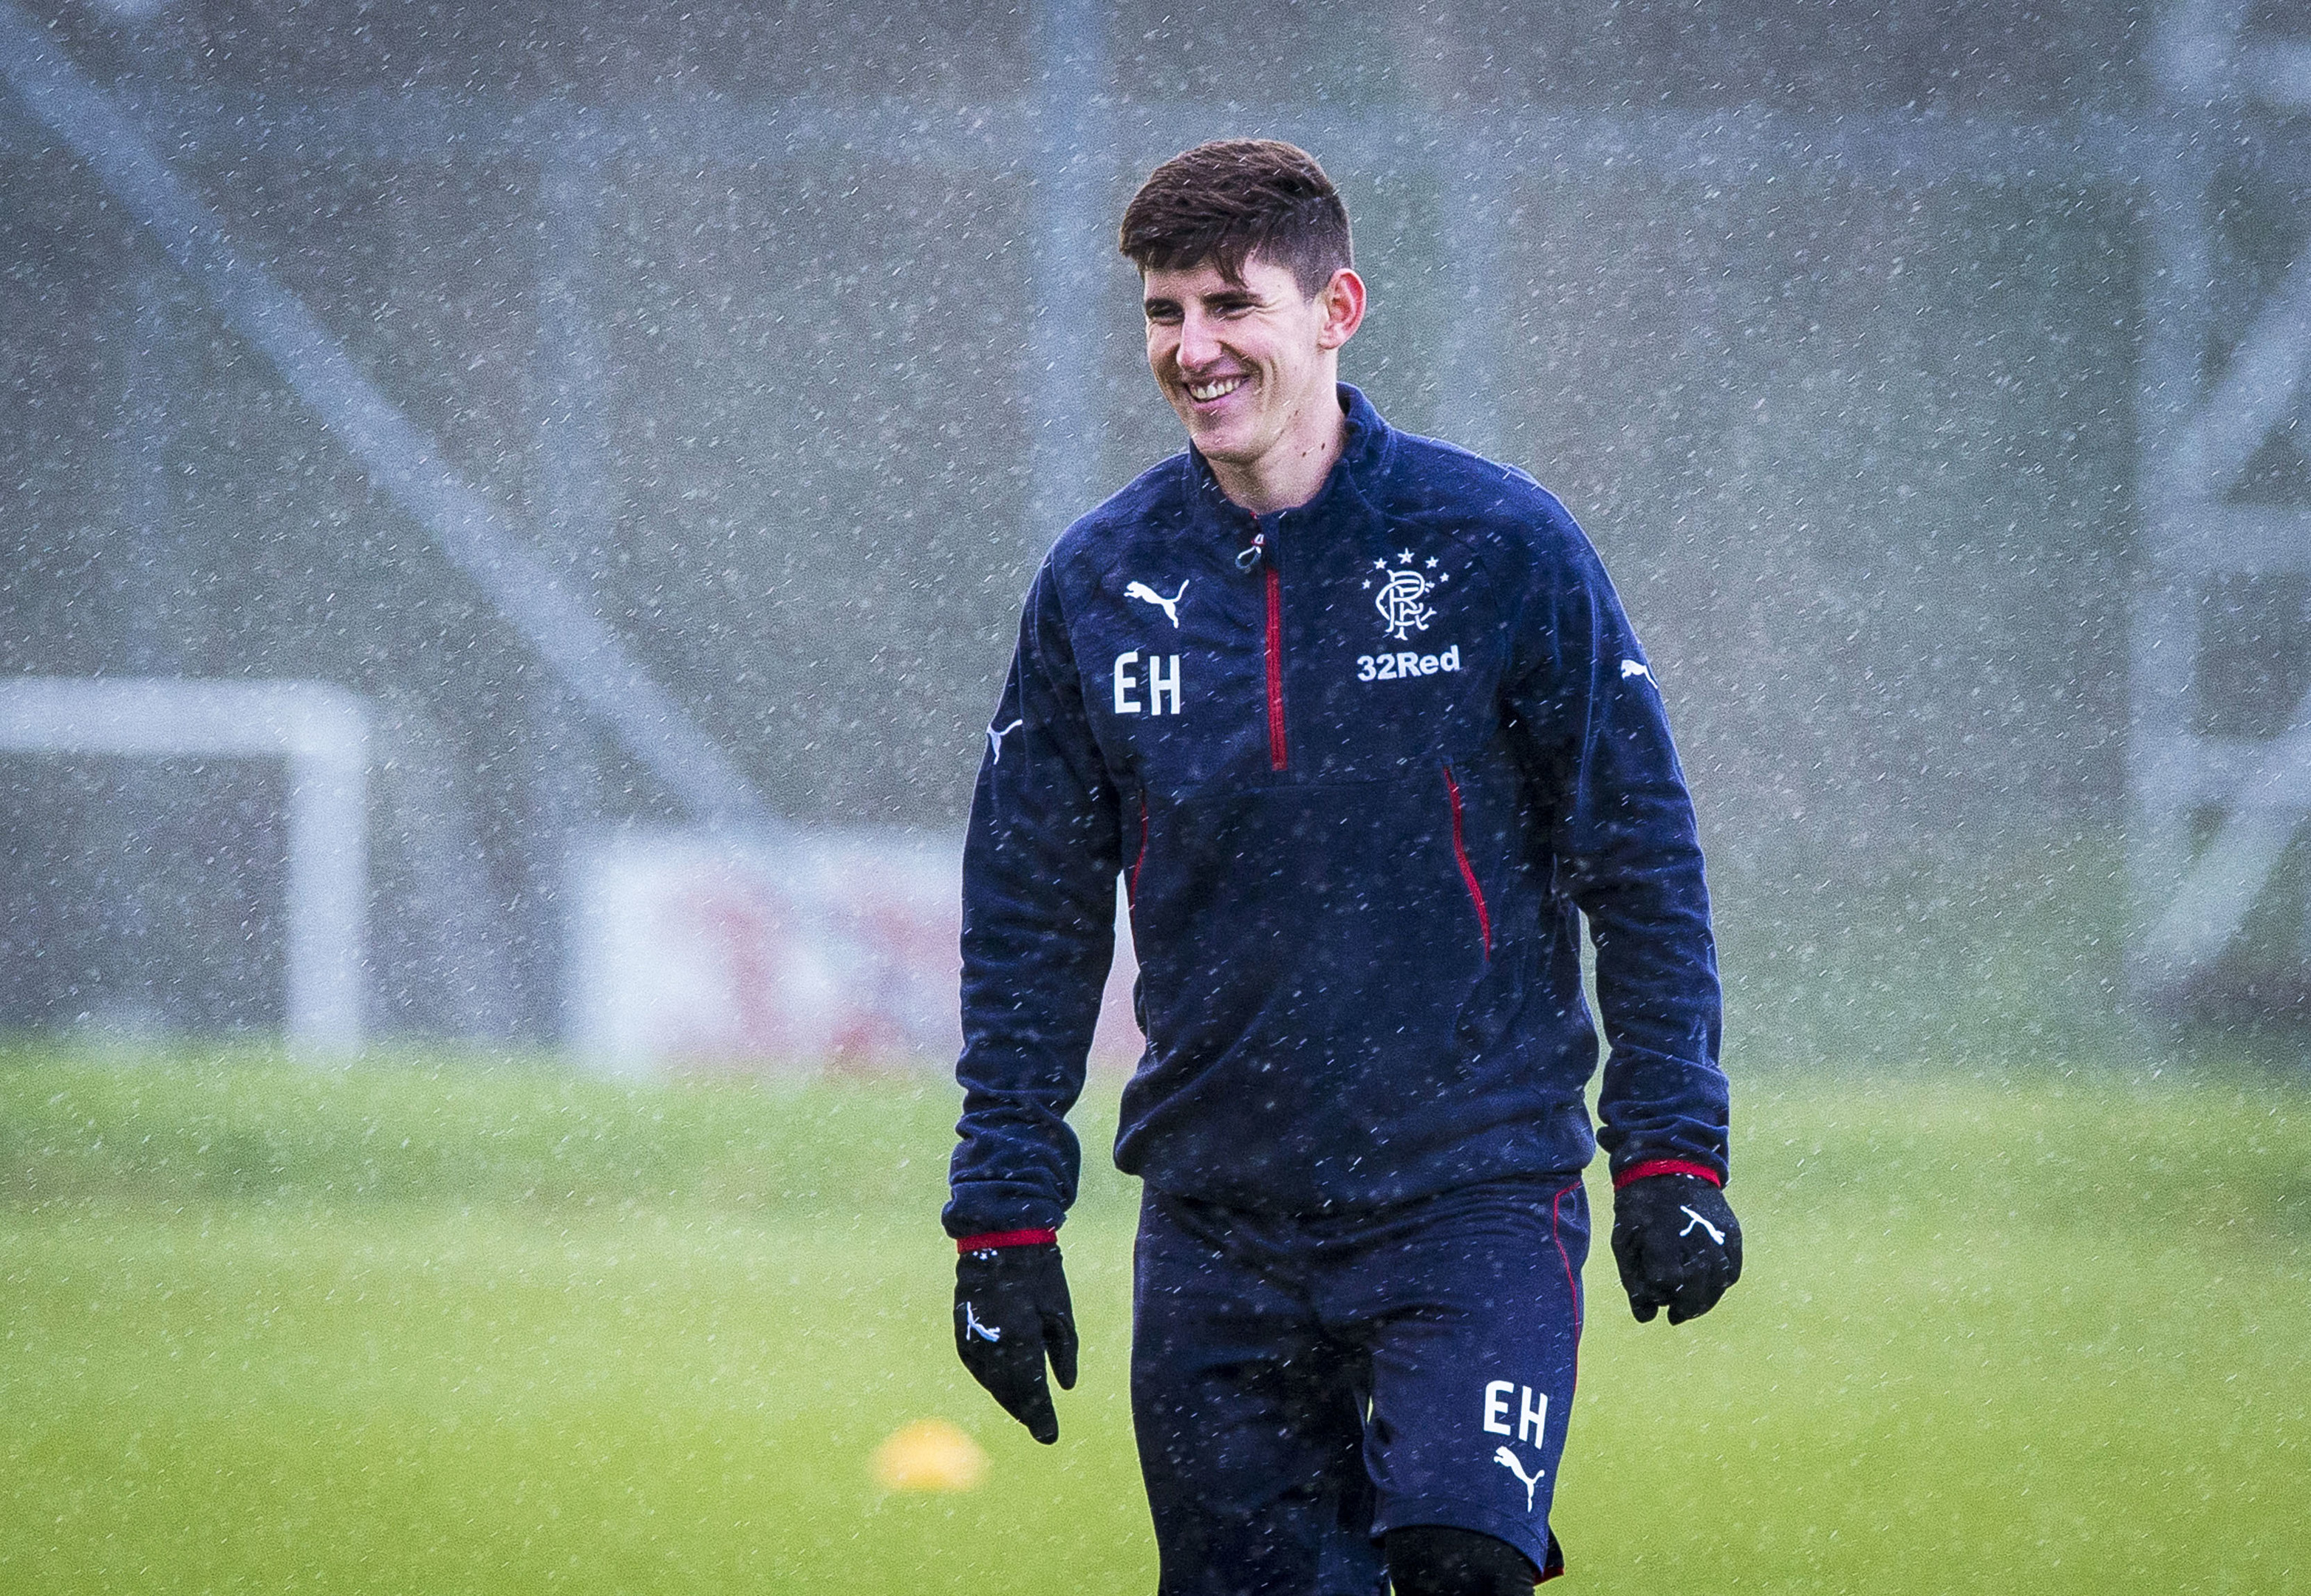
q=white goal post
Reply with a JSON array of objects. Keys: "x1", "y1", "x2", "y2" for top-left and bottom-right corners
[{"x1": 0, "y1": 678, "x2": 369, "y2": 1054}]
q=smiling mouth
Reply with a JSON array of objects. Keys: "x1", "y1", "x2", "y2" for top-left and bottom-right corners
[{"x1": 1184, "y1": 375, "x2": 1246, "y2": 403}]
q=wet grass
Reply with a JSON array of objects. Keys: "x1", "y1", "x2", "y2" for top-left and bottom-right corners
[{"x1": 0, "y1": 1047, "x2": 2304, "y2": 1593}]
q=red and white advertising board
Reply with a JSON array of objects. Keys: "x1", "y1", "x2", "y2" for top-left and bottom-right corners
[{"x1": 571, "y1": 830, "x2": 1141, "y2": 1076}]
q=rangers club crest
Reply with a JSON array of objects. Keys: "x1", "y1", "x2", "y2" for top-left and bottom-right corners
[{"x1": 1370, "y1": 551, "x2": 1445, "y2": 641}]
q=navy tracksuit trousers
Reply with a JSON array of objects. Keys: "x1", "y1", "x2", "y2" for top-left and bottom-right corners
[{"x1": 1131, "y1": 1176, "x2": 1588, "y2": 1595}]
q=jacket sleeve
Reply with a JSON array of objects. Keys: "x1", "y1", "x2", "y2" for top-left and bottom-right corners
[
  {"x1": 1505, "y1": 502, "x2": 1730, "y2": 1186},
  {"x1": 944, "y1": 559, "x2": 1124, "y2": 1238}
]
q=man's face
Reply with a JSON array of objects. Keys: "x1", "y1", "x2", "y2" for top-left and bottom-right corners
[{"x1": 1141, "y1": 255, "x2": 1356, "y2": 471}]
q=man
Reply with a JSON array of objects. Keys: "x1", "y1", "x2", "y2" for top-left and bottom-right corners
[{"x1": 946, "y1": 139, "x2": 1738, "y2": 1595}]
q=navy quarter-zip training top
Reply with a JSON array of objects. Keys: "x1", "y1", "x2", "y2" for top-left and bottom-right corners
[{"x1": 946, "y1": 386, "x2": 1726, "y2": 1238}]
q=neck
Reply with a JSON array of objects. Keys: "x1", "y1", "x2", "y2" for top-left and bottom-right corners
[{"x1": 1209, "y1": 378, "x2": 1347, "y2": 515}]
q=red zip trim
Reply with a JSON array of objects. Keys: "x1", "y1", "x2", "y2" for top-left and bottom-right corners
[
  {"x1": 1443, "y1": 763, "x2": 1492, "y2": 958},
  {"x1": 1130, "y1": 794, "x2": 1150, "y2": 900},
  {"x1": 1263, "y1": 566, "x2": 1288, "y2": 770}
]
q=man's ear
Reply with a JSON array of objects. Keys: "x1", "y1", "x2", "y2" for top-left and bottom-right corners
[{"x1": 1314, "y1": 267, "x2": 1367, "y2": 351}]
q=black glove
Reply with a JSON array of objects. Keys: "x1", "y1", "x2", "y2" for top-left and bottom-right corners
[
  {"x1": 1611, "y1": 1173, "x2": 1742, "y2": 1325},
  {"x1": 954, "y1": 1242, "x2": 1078, "y2": 1444}
]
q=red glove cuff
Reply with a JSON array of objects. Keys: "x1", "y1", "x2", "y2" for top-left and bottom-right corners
[
  {"x1": 955, "y1": 1228, "x2": 1058, "y2": 1252},
  {"x1": 1612, "y1": 1159, "x2": 1723, "y2": 1191}
]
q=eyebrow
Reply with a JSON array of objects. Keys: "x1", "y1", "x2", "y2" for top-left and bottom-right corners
[{"x1": 1142, "y1": 289, "x2": 1261, "y2": 316}]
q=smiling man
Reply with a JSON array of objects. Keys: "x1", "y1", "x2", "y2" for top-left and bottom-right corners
[{"x1": 946, "y1": 140, "x2": 1739, "y2": 1595}]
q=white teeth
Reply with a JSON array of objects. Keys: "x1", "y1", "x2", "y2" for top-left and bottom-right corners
[{"x1": 1186, "y1": 376, "x2": 1245, "y2": 402}]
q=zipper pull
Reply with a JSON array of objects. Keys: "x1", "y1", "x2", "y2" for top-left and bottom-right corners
[{"x1": 1236, "y1": 531, "x2": 1266, "y2": 573}]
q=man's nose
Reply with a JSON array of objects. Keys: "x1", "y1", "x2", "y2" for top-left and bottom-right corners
[{"x1": 1175, "y1": 311, "x2": 1223, "y2": 370}]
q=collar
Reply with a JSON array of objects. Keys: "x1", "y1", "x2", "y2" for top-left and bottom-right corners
[{"x1": 1186, "y1": 383, "x2": 1392, "y2": 530}]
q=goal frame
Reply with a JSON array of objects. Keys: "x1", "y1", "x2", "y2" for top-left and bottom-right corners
[{"x1": 0, "y1": 677, "x2": 369, "y2": 1054}]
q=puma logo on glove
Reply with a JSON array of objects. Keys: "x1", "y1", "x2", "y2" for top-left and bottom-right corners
[
  {"x1": 952, "y1": 1241, "x2": 1078, "y2": 1444},
  {"x1": 1612, "y1": 1172, "x2": 1743, "y2": 1326},
  {"x1": 1677, "y1": 1205, "x2": 1727, "y2": 1244}
]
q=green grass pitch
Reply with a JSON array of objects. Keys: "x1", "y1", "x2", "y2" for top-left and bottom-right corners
[{"x1": 0, "y1": 1048, "x2": 2303, "y2": 1592}]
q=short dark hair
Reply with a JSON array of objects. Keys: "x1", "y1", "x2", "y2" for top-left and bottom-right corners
[{"x1": 1118, "y1": 139, "x2": 1354, "y2": 299}]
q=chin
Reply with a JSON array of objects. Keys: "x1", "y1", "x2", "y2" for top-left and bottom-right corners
[{"x1": 1185, "y1": 418, "x2": 1261, "y2": 463}]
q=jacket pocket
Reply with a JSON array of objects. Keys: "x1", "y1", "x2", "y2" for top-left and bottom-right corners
[{"x1": 1442, "y1": 762, "x2": 1492, "y2": 959}]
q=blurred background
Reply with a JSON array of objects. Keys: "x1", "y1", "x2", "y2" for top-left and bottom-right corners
[
  {"x1": 10, "y1": 0, "x2": 2309, "y2": 1063},
  {"x1": 1, "y1": 3, "x2": 2307, "y2": 1592}
]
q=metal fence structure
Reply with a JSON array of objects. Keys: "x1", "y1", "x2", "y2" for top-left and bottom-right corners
[{"x1": 2130, "y1": 1, "x2": 2311, "y2": 1010}]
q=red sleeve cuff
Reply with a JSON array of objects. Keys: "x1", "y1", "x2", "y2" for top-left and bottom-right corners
[
  {"x1": 955, "y1": 1227, "x2": 1058, "y2": 1252},
  {"x1": 1612, "y1": 1159, "x2": 1723, "y2": 1191}
]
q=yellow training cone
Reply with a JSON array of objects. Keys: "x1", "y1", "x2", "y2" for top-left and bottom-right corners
[{"x1": 871, "y1": 1418, "x2": 989, "y2": 1493}]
